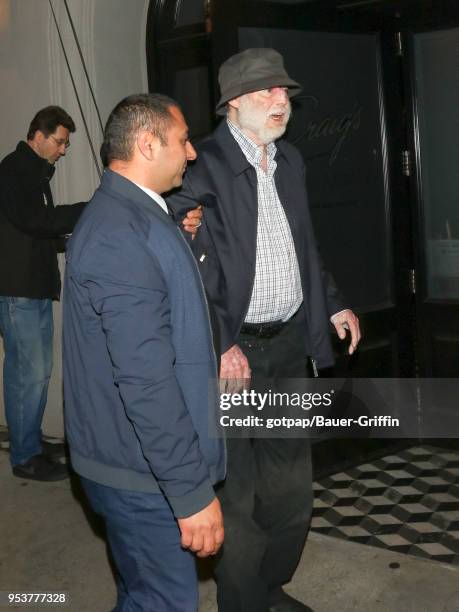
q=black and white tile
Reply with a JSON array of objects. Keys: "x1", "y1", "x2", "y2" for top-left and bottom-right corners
[{"x1": 311, "y1": 445, "x2": 459, "y2": 565}]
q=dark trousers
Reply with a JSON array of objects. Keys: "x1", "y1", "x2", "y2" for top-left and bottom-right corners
[
  {"x1": 214, "y1": 316, "x2": 313, "y2": 612},
  {"x1": 80, "y1": 477, "x2": 198, "y2": 612}
]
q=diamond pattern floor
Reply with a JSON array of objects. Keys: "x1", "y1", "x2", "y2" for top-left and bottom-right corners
[
  {"x1": 2, "y1": 426, "x2": 457, "y2": 566},
  {"x1": 311, "y1": 444, "x2": 459, "y2": 565}
]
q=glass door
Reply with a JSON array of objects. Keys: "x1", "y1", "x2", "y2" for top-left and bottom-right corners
[{"x1": 408, "y1": 25, "x2": 459, "y2": 376}]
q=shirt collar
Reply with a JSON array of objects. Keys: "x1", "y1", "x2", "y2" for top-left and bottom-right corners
[
  {"x1": 17, "y1": 141, "x2": 55, "y2": 181},
  {"x1": 132, "y1": 182, "x2": 168, "y2": 214},
  {"x1": 226, "y1": 119, "x2": 277, "y2": 169}
]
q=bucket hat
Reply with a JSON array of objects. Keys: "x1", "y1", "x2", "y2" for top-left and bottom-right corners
[{"x1": 216, "y1": 47, "x2": 302, "y2": 115}]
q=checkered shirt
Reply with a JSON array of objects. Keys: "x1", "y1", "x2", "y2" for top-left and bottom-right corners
[{"x1": 227, "y1": 119, "x2": 303, "y2": 323}]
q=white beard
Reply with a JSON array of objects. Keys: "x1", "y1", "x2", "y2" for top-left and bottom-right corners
[{"x1": 237, "y1": 96, "x2": 291, "y2": 145}]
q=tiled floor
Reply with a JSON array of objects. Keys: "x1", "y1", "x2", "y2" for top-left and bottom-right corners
[
  {"x1": 311, "y1": 444, "x2": 459, "y2": 565},
  {"x1": 2, "y1": 424, "x2": 458, "y2": 567}
]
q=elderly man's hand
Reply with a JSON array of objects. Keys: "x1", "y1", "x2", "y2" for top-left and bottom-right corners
[
  {"x1": 220, "y1": 344, "x2": 251, "y2": 394},
  {"x1": 181, "y1": 205, "x2": 202, "y2": 239},
  {"x1": 331, "y1": 309, "x2": 361, "y2": 355},
  {"x1": 177, "y1": 497, "x2": 224, "y2": 558}
]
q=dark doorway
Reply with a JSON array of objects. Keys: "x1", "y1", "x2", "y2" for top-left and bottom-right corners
[
  {"x1": 403, "y1": 15, "x2": 459, "y2": 377},
  {"x1": 146, "y1": 0, "x2": 459, "y2": 474}
]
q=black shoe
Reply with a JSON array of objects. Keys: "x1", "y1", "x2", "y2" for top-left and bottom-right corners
[
  {"x1": 0, "y1": 427, "x2": 10, "y2": 450},
  {"x1": 12, "y1": 454, "x2": 69, "y2": 482},
  {"x1": 42, "y1": 439, "x2": 67, "y2": 460},
  {"x1": 269, "y1": 589, "x2": 314, "y2": 612}
]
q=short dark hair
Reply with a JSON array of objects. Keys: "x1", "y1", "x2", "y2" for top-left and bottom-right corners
[
  {"x1": 27, "y1": 106, "x2": 75, "y2": 140},
  {"x1": 101, "y1": 93, "x2": 179, "y2": 166}
]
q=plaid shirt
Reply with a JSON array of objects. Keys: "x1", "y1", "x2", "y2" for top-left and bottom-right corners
[{"x1": 227, "y1": 119, "x2": 303, "y2": 323}]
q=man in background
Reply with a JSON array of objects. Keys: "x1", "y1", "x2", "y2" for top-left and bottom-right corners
[
  {"x1": 0, "y1": 105, "x2": 202, "y2": 483},
  {"x1": 0, "y1": 106, "x2": 85, "y2": 481}
]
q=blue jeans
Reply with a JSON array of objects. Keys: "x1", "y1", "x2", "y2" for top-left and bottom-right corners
[
  {"x1": 80, "y1": 477, "x2": 198, "y2": 612},
  {"x1": 0, "y1": 297, "x2": 53, "y2": 466}
]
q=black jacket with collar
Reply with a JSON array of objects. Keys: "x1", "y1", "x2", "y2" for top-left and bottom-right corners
[
  {"x1": 168, "y1": 120, "x2": 347, "y2": 369},
  {"x1": 0, "y1": 141, "x2": 85, "y2": 299}
]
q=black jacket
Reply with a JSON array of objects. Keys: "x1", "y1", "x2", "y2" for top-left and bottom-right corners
[
  {"x1": 168, "y1": 121, "x2": 347, "y2": 369},
  {"x1": 0, "y1": 141, "x2": 85, "y2": 299}
]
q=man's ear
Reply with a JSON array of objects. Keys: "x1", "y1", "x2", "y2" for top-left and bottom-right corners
[
  {"x1": 228, "y1": 96, "x2": 241, "y2": 108},
  {"x1": 33, "y1": 130, "x2": 46, "y2": 145},
  {"x1": 228, "y1": 97, "x2": 241, "y2": 111},
  {"x1": 136, "y1": 131, "x2": 161, "y2": 161}
]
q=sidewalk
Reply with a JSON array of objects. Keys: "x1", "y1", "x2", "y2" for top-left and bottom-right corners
[{"x1": 1, "y1": 450, "x2": 458, "y2": 611}]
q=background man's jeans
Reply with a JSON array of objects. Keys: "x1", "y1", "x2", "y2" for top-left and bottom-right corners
[{"x1": 0, "y1": 297, "x2": 53, "y2": 466}]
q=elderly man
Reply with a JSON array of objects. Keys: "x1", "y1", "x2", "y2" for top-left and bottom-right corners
[
  {"x1": 63, "y1": 93, "x2": 225, "y2": 612},
  {"x1": 0, "y1": 106, "x2": 85, "y2": 481},
  {"x1": 168, "y1": 48, "x2": 361, "y2": 612}
]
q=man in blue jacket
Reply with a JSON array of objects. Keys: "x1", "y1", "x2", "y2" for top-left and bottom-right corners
[{"x1": 63, "y1": 93, "x2": 225, "y2": 612}]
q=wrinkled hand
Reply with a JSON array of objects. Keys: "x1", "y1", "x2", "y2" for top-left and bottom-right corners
[
  {"x1": 220, "y1": 344, "x2": 251, "y2": 394},
  {"x1": 181, "y1": 205, "x2": 202, "y2": 239},
  {"x1": 177, "y1": 497, "x2": 224, "y2": 558},
  {"x1": 331, "y1": 309, "x2": 361, "y2": 355}
]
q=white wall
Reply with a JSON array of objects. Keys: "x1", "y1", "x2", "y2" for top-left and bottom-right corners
[{"x1": 0, "y1": 0, "x2": 150, "y2": 436}]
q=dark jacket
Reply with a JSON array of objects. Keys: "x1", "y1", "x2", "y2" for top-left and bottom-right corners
[
  {"x1": 168, "y1": 121, "x2": 346, "y2": 369},
  {"x1": 0, "y1": 141, "x2": 85, "y2": 299},
  {"x1": 63, "y1": 170, "x2": 225, "y2": 518}
]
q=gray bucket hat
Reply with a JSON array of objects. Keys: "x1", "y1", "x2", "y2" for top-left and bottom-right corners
[{"x1": 216, "y1": 47, "x2": 302, "y2": 115}]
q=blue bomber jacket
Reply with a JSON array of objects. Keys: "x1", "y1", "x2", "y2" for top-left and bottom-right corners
[{"x1": 63, "y1": 169, "x2": 225, "y2": 518}]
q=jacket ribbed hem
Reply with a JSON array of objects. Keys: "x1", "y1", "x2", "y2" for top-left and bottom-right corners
[
  {"x1": 70, "y1": 449, "x2": 217, "y2": 518},
  {"x1": 70, "y1": 450, "x2": 162, "y2": 493}
]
